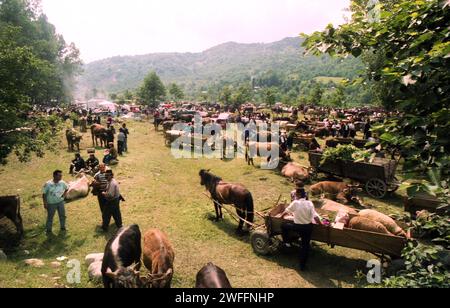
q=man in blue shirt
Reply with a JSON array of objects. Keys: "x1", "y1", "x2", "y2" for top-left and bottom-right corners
[{"x1": 42, "y1": 170, "x2": 69, "y2": 235}]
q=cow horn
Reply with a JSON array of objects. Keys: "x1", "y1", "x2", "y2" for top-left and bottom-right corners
[{"x1": 105, "y1": 268, "x2": 118, "y2": 279}]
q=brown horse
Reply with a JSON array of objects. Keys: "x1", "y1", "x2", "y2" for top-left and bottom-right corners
[
  {"x1": 91, "y1": 124, "x2": 108, "y2": 148},
  {"x1": 199, "y1": 170, "x2": 254, "y2": 234}
]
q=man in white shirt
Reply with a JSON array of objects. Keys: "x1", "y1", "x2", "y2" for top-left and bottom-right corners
[{"x1": 281, "y1": 190, "x2": 322, "y2": 271}]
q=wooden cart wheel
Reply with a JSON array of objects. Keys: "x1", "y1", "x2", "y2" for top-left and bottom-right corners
[
  {"x1": 250, "y1": 230, "x2": 272, "y2": 256},
  {"x1": 388, "y1": 176, "x2": 400, "y2": 194},
  {"x1": 366, "y1": 178, "x2": 388, "y2": 199}
]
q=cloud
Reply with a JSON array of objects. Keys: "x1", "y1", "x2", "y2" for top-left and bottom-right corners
[{"x1": 41, "y1": 0, "x2": 350, "y2": 62}]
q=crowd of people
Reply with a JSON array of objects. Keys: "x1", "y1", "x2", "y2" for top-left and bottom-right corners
[{"x1": 43, "y1": 114, "x2": 130, "y2": 235}]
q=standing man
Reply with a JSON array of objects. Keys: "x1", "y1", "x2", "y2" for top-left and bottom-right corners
[
  {"x1": 92, "y1": 164, "x2": 109, "y2": 217},
  {"x1": 117, "y1": 130, "x2": 125, "y2": 156},
  {"x1": 119, "y1": 123, "x2": 130, "y2": 152},
  {"x1": 42, "y1": 170, "x2": 69, "y2": 234},
  {"x1": 101, "y1": 170, "x2": 123, "y2": 231},
  {"x1": 280, "y1": 189, "x2": 322, "y2": 271}
]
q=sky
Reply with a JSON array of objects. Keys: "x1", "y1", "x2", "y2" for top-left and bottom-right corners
[{"x1": 41, "y1": 0, "x2": 350, "y2": 63}]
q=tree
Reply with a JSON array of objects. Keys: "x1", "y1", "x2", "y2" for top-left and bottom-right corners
[
  {"x1": 0, "y1": 0, "x2": 81, "y2": 164},
  {"x1": 219, "y1": 86, "x2": 233, "y2": 107},
  {"x1": 231, "y1": 85, "x2": 252, "y2": 110},
  {"x1": 308, "y1": 83, "x2": 324, "y2": 105},
  {"x1": 168, "y1": 83, "x2": 184, "y2": 101},
  {"x1": 263, "y1": 87, "x2": 277, "y2": 108},
  {"x1": 138, "y1": 71, "x2": 166, "y2": 107},
  {"x1": 303, "y1": 0, "x2": 449, "y2": 200}
]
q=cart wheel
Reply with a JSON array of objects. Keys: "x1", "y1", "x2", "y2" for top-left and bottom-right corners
[
  {"x1": 366, "y1": 178, "x2": 387, "y2": 199},
  {"x1": 250, "y1": 231, "x2": 272, "y2": 256},
  {"x1": 388, "y1": 177, "x2": 400, "y2": 194}
]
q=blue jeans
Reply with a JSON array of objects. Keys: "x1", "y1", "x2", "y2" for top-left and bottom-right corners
[
  {"x1": 46, "y1": 202, "x2": 66, "y2": 232},
  {"x1": 123, "y1": 138, "x2": 128, "y2": 152}
]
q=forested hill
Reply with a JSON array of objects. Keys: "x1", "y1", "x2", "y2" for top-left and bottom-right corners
[{"x1": 77, "y1": 37, "x2": 363, "y2": 98}]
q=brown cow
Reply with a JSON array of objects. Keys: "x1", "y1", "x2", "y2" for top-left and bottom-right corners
[
  {"x1": 142, "y1": 229, "x2": 175, "y2": 288},
  {"x1": 246, "y1": 142, "x2": 291, "y2": 166},
  {"x1": 91, "y1": 124, "x2": 108, "y2": 148},
  {"x1": 310, "y1": 181, "x2": 363, "y2": 205},
  {"x1": 0, "y1": 196, "x2": 23, "y2": 236},
  {"x1": 281, "y1": 162, "x2": 310, "y2": 182}
]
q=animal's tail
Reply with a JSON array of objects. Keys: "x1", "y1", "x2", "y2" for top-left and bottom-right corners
[{"x1": 246, "y1": 193, "x2": 254, "y2": 224}]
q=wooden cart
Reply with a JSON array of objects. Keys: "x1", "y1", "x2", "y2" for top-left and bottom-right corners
[
  {"x1": 250, "y1": 205, "x2": 407, "y2": 258},
  {"x1": 308, "y1": 152, "x2": 400, "y2": 199},
  {"x1": 403, "y1": 193, "x2": 446, "y2": 217}
]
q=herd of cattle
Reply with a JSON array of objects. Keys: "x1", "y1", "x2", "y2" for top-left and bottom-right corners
[{"x1": 88, "y1": 225, "x2": 231, "y2": 288}]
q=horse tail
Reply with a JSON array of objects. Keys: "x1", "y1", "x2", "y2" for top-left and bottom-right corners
[{"x1": 245, "y1": 193, "x2": 254, "y2": 223}]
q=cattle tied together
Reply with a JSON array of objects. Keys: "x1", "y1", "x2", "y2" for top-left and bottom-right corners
[{"x1": 101, "y1": 225, "x2": 177, "y2": 288}]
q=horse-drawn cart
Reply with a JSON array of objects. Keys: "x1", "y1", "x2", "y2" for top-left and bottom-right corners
[
  {"x1": 308, "y1": 152, "x2": 400, "y2": 199},
  {"x1": 250, "y1": 204, "x2": 407, "y2": 258}
]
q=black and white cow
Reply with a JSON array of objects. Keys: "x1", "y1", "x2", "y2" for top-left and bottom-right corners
[
  {"x1": 195, "y1": 263, "x2": 232, "y2": 288},
  {"x1": 101, "y1": 225, "x2": 142, "y2": 288}
]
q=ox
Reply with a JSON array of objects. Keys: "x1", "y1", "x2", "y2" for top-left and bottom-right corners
[
  {"x1": 101, "y1": 225, "x2": 142, "y2": 288},
  {"x1": 91, "y1": 124, "x2": 108, "y2": 148},
  {"x1": 196, "y1": 263, "x2": 232, "y2": 288},
  {"x1": 0, "y1": 196, "x2": 23, "y2": 237},
  {"x1": 281, "y1": 162, "x2": 311, "y2": 182},
  {"x1": 142, "y1": 229, "x2": 175, "y2": 288},
  {"x1": 65, "y1": 129, "x2": 82, "y2": 152},
  {"x1": 310, "y1": 181, "x2": 363, "y2": 206}
]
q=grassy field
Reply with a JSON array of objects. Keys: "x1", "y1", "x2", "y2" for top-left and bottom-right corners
[{"x1": 0, "y1": 120, "x2": 407, "y2": 288}]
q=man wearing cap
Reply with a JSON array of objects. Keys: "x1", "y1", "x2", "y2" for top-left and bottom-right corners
[
  {"x1": 92, "y1": 164, "x2": 109, "y2": 215},
  {"x1": 281, "y1": 188, "x2": 322, "y2": 271},
  {"x1": 101, "y1": 170, "x2": 123, "y2": 231},
  {"x1": 291, "y1": 181, "x2": 308, "y2": 202}
]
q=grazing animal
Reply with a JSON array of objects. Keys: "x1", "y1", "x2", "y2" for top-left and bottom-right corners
[
  {"x1": 65, "y1": 129, "x2": 82, "y2": 152},
  {"x1": 101, "y1": 225, "x2": 142, "y2": 288},
  {"x1": 0, "y1": 196, "x2": 23, "y2": 236},
  {"x1": 310, "y1": 181, "x2": 363, "y2": 205},
  {"x1": 349, "y1": 216, "x2": 393, "y2": 235},
  {"x1": 199, "y1": 170, "x2": 254, "y2": 233},
  {"x1": 196, "y1": 263, "x2": 232, "y2": 288},
  {"x1": 142, "y1": 229, "x2": 175, "y2": 288},
  {"x1": 246, "y1": 142, "x2": 291, "y2": 166},
  {"x1": 91, "y1": 124, "x2": 108, "y2": 148},
  {"x1": 359, "y1": 210, "x2": 407, "y2": 237},
  {"x1": 65, "y1": 174, "x2": 91, "y2": 201},
  {"x1": 281, "y1": 162, "x2": 310, "y2": 182}
]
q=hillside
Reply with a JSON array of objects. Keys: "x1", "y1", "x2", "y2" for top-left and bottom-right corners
[{"x1": 77, "y1": 37, "x2": 363, "y2": 98}]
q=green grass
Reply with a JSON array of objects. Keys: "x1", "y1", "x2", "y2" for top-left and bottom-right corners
[{"x1": 0, "y1": 120, "x2": 406, "y2": 288}]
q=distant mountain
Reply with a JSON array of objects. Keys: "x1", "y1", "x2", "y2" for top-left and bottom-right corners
[{"x1": 77, "y1": 37, "x2": 362, "y2": 99}]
